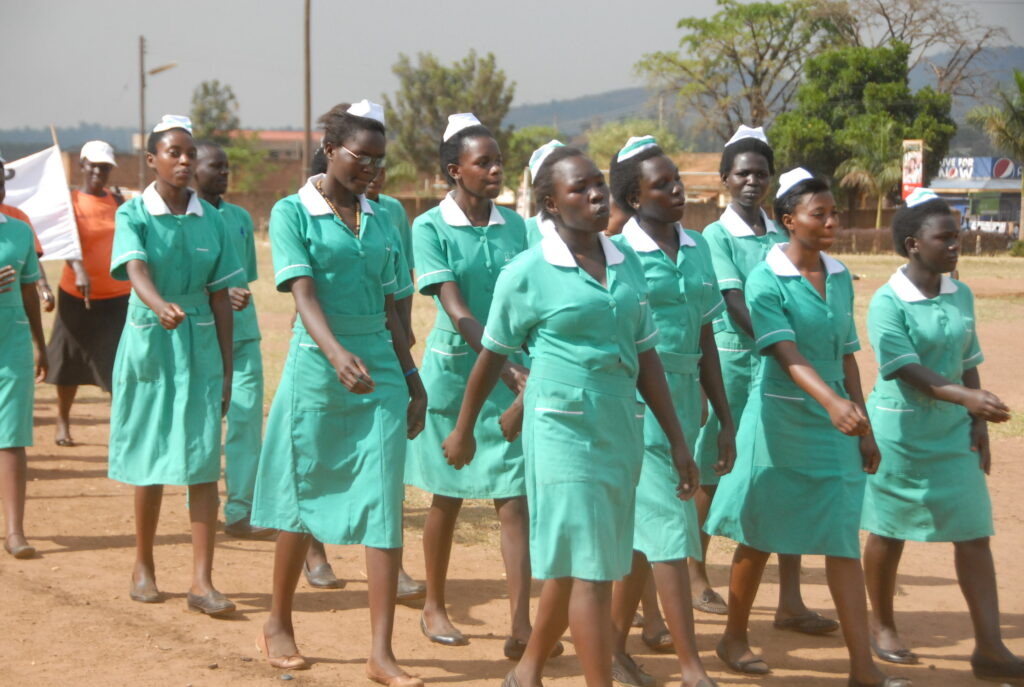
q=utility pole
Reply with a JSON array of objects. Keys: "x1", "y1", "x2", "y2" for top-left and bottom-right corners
[
  {"x1": 302, "y1": 0, "x2": 312, "y2": 182},
  {"x1": 138, "y1": 36, "x2": 146, "y2": 191}
]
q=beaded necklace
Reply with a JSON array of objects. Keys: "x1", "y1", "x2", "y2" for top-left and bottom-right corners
[{"x1": 316, "y1": 179, "x2": 361, "y2": 238}]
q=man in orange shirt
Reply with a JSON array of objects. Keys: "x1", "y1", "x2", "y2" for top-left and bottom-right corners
[{"x1": 0, "y1": 155, "x2": 55, "y2": 312}]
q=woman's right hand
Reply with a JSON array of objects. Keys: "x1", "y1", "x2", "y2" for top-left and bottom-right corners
[
  {"x1": 826, "y1": 397, "x2": 870, "y2": 436},
  {"x1": 0, "y1": 265, "x2": 15, "y2": 293},
  {"x1": 331, "y1": 350, "x2": 375, "y2": 394},
  {"x1": 962, "y1": 388, "x2": 1010, "y2": 423},
  {"x1": 499, "y1": 395, "x2": 524, "y2": 442},
  {"x1": 156, "y1": 301, "x2": 186, "y2": 330},
  {"x1": 74, "y1": 267, "x2": 91, "y2": 308},
  {"x1": 499, "y1": 362, "x2": 529, "y2": 395},
  {"x1": 442, "y1": 428, "x2": 477, "y2": 469}
]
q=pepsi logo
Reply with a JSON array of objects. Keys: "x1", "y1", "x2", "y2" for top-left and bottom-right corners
[{"x1": 993, "y1": 158, "x2": 1016, "y2": 179}]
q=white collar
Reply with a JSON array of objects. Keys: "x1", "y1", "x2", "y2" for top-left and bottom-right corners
[
  {"x1": 297, "y1": 174, "x2": 374, "y2": 216},
  {"x1": 719, "y1": 205, "x2": 777, "y2": 237},
  {"x1": 541, "y1": 230, "x2": 625, "y2": 268},
  {"x1": 765, "y1": 243, "x2": 845, "y2": 276},
  {"x1": 0, "y1": 213, "x2": 6, "y2": 223},
  {"x1": 621, "y1": 216, "x2": 696, "y2": 252},
  {"x1": 535, "y1": 214, "x2": 557, "y2": 239},
  {"x1": 888, "y1": 265, "x2": 957, "y2": 302},
  {"x1": 142, "y1": 182, "x2": 204, "y2": 216},
  {"x1": 439, "y1": 192, "x2": 504, "y2": 227}
]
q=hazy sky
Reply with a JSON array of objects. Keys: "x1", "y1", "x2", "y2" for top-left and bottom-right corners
[{"x1": 5, "y1": 0, "x2": 1023, "y2": 131}]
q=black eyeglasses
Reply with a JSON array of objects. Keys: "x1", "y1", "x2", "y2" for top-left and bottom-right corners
[{"x1": 341, "y1": 144, "x2": 385, "y2": 170}]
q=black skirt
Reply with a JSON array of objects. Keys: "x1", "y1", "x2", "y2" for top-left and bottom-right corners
[{"x1": 45, "y1": 288, "x2": 129, "y2": 391}]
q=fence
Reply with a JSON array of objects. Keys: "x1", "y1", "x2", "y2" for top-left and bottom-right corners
[{"x1": 831, "y1": 228, "x2": 1015, "y2": 255}]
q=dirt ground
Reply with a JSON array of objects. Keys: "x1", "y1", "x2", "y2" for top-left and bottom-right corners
[{"x1": 1, "y1": 252, "x2": 1021, "y2": 686}]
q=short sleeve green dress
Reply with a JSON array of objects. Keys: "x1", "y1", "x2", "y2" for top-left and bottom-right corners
[
  {"x1": 613, "y1": 218, "x2": 724, "y2": 562},
  {"x1": 861, "y1": 267, "x2": 992, "y2": 542},
  {"x1": 250, "y1": 176, "x2": 407, "y2": 548},
  {"x1": 107, "y1": 185, "x2": 243, "y2": 486},
  {"x1": 482, "y1": 229, "x2": 658, "y2": 581},
  {"x1": 704, "y1": 244, "x2": 866, "y2": 558}
]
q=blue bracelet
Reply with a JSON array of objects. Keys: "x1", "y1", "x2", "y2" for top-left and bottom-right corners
[{"x1": 404, "y1": 367, "x2": 419, "y2": 378}]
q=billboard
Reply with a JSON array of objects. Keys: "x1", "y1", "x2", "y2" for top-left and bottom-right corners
[
  {"x1": 901, "y1": 140, "x2": 924, "y2": 200},
  {"x1": 937, "y1": 157, "x2": 1022, "y2": 180}
]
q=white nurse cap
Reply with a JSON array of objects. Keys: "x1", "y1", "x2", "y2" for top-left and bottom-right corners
[
  {"x1": 617, "y1": 135, "x2": 658, "y2": 162},
  {"x1": 347, "y1": 99, "x2": 385, "y2": 125},
  {"x1": 80, "y1": 140, "x2": 117, "y2": 166},
  {"x1": 443, "y1": 113, "x2": 483, "y2": 142},
  {"x1": 904, "y1": 188, "x2": 940, "y2": 207},
  {"x1": 528, "y1": 139, "x2": 565, "y2": 180},
  {"x1": 725, "y1": 124, "x2": 769, "y2": 148},
  {"x1": 152, "y1": 114, "x2": 193, "y2": 134},
  {"x1": 776, "y1": 167, "x2": 814, "y2": 198}
]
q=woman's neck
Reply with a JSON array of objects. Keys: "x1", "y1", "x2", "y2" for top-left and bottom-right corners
[
  {"x1": 904, "y1": 259, "x2": 942, "y2": 298},
  {"x1": 636, "y1": 214, "x2": 678, "y2": 246},
  {"x1": 785, "y1": 237, "x2": 822, "y2": 273},
  {"x1": 729, "y1": 200, "x2": 766, "y2": 235},
  {"x1": 557, "y1": 224, "x2": 603, "y2": 259},
  {"x1": 154, "y1": 179, "x2": 191, "y2": 214},
  {"x1": 197, "y1": 189, "x2": 221, "y2": 208},
  {"x1": 320, "y1": 174, "x2": 357, "y2": 209},
  {"x1": 453, "y1": 188, "x2": 492, "y2": 226},
  {"x1": 79, "y1": 185, "x2": 107, "y2": 198}
]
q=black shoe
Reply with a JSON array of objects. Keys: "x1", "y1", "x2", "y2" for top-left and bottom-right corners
[
  {"x1": 870, "y1": 638, "x2": 919, "y2": 665},
  {"x1": 612, "y1": 651, "x2": 656, "y2": 687},
  {"x1": 396, "y1": 569, "x2": 426, "y2": 604},
  {"x1": 224, "y1": 516, "x2": 277, "y2": 540},
  {"x1": 303, "y1": 561, "x2": 345, "y2": 589},
  {"x1": 971, "y1": 652, "x2": 1024, "y2": 684},
  {"x1": 419, "y1": 615, "x2": 469, "y2": 647},
  {"x1": 503, "y1": 636, "x2": 564, "y2": 660},
  {"x1": 186, "y1": 590, "x2": 235, "y2": 617}
]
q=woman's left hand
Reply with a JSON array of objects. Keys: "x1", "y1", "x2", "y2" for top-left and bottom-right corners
[
  {"x1": 671, "y1": 443, "x2": 699, "y2": 500},
  {"x1": 0, "y1": 265, "x2": 15, "y2": 294},
  {"x1": 406, "y1": 388, "x2": 427, "y2": 439},
  {"x1": 713, "y1": 420, "x2": 737, "y2": 476},
  {"x1": 228, "y1": 287, "x2": 251, "y2": 312},
  {"x1": 859, "y1": 433, "x2": 881, "y2": 474},
  {"x1": 970, "y1": 418, "x2": 991, "y2": 474},
  {"x1": 38, "y1": 283, "x2": 55, "y2": 312},
  {"x1": 442, "y1": 429, "x2": 477, "y2": 470},
  {"x1": 499, "y1": 396, "x2": 524, "y2": 442}
]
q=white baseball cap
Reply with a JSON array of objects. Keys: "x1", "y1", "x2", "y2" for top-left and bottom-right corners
[{"x1": 80, "y1": 140, "x2": 117, "y2": 166}]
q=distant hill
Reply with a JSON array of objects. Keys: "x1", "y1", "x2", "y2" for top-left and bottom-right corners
[{"x1": 4, "y1": 47, "x2": 1022, "y2": 160}]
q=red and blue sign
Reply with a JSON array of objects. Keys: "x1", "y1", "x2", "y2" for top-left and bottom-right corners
[{"x1": 938, "y1": 157, "x2": 1021, "y2": 180}]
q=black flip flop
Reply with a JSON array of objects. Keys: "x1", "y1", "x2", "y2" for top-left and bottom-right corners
[{"x1": 716, "y1": 642, "x2": 770, "y2": 675}]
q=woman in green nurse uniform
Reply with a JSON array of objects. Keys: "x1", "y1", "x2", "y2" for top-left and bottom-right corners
[{"x1": 861, "y1": 189, "x2": 1022, "y2": 685}]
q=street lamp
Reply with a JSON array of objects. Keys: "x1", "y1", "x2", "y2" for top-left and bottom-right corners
[{"x1": 137, "y1": 35, "x2": 178, "y2": 191}]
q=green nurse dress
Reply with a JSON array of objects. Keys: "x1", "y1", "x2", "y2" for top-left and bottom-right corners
[
  {"x1": 693, "y1": 206, "x2": 786, "y2": 485},
  {"x1": 613, "y1": 218, "x2": 724, "y2": 562},
  {"x1": 108, "y1": 185, "x2": 242, "y2": 486},
  {"x1": 704, "y1": 244, "x2": 865, "y2": 558},
  {"x1": 376, "y1": 193, "x2": 414, "y2": 270},
  {"x1": 0, "y1": 213, "x2": 42, "y2": 449},
  {"x1": 250, "y1": 177, "x2": 407, "y2": 548},
  {"x1": 861, "y1": 267, "x2": 992, "y2": 542},
  {"x1": 217, "y1": 201, "x2": 264, "y2": 526},
  {"x1": 482, "y1": 231, "x2": 659, "y2": 581},
  {"x1": 405, "y1": 194, "x2": 527, "y2": 499},
  {"x1": 525, "y1": 215, "x2": 550, "y2": 247}
]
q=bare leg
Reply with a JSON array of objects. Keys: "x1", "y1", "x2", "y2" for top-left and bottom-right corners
[
  {"x1": 512, "y1": 578, "x2": 572, "y2": 687},
  {"x1": 954, "y1": 537, "x2": 1021, "y2": 666},
  {"x1": 719, "y1": 544, "x2": 770, "y2": 666},
  {"x1": 0, "y1": 447, "x2": 29, "y2": 549},
  {"x1": 688, "y1": 483, "x2": 716, "y2": 596},
  {"x1": 825, "y1": 555, "x2": 886, "y2": 684},
  {"x1": 264, "y1": 531, "x2": 312, "y2": 657},
  {"x1": 55, "y1": 385, "x2": 78, "y2": 444},
  {"x1": 306, "y1": 537, "x2": 329, "y2": 568},
  {"x1": 612, "y1": 551, "x2": 650, "y2": 653},
  {"x1": 495, "y1": 496, "x2": 532, "y2": 641},
  {"x1": 187, "y1": 481, "x2": 220, "y2": 596},
  {"x1": 863, "y1": 533, "x2": 907, "y2": 652},
  {"x1": 640, "y1": 574, "x2": 668, "y2": 639},
  {"x1": 365, "y1": 546, "x2": 415, "y2": 680},
  {"x1": 570, "y1": 579, "x2": 615, "y2": 687},
  {"x1": 421, "y1": 493, "x2": 464, "y2": 637},
  {"x1": 653, "y1": 559, "x2": 712, "y2": 687},
  {"x1": 776, "y1": 554, "x2": 812, "y2": 617},
  {"x1": 133, "y1": 484, "x2": 163, "y2": 588}
]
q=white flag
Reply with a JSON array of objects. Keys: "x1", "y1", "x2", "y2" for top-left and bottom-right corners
[{"x1": 4, "y1": 146, "x2": 81, "y2": 261}]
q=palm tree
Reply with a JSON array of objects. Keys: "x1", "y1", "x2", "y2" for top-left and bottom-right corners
[
  {"x1": 967, "y1": 69, "x2": 1024, "y2": 231},
  {"x1": 836, "y1": 118, "x2": 904, "y2": 229}
]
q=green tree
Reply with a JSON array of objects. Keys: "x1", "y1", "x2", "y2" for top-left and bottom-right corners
[
  {"x1": 585, "y1": 119, "x2": 682, "y2": 170},
  {"x1": 223, "y1": 132, "x2": 270, "y2": 193},
  {"x1": 835, "y1": 117, "x2": 904, "y2": 228},
  {"x1": 635, "y1": 0, "x2": 847, "y2": 142},
  {"x1": 504, "y1": 125, "x2": 561, "y2": 186},
  {"x1": 190, "y1": 80, "x2": 239, "y2": 145},
  {"x1": 384, "y1": 51, "x2": 515, "y2": 177},
  {"x1": 772, "y1": 42, "x2": 956, "y2": 185},
  {"x1": 967, "y1": 70, "x2": 1024, "y2": 229}
]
